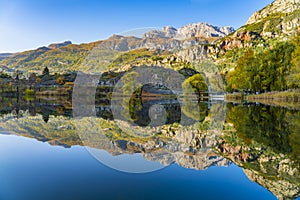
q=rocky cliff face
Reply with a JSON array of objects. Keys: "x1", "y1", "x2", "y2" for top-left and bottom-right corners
[
  {"x1": 176, "y1": 46, "x2": 206, "y2": 62},
  {"x1": 247, "y1": 0, "x2": 300, "y2": 36},
  {"x1": 217, "y1": 0, "x2": 300, "y2": 52},
  {"x1": 143, "y1": 26, "x2": 177, "y2": 39},
  {"x1": 1, "y1": 103, "x2": 299, "y2": 198},
  {"x1": 97, "y1": 23, "x2": 234, "y2": 63},
  {"x1": 0, "y1": 21, "x2": 235, "y2": 73},
  {"x1": 217, "y1": 123, "x2": 300, "y2": 200},
  {"x1": 174, "y1": 23, "x2": 234, "y2": 40},
  {"x1": 0, "y1": 103, "x2": 229, "y2": 171},
  {"x1": 103, "y1": 22, "x2": 234, "y2": 52},
  {"x1": 247, "y1": 0, "x2": 300, "y2": 25},
  {"x1": 5, "y1": 0, "x2": 300, "y2": 73},
  {"x1": 245, "y1": 169, "x2": 300, "y2": 200},
  {"x1": 218, "y1": 31, "x2": 261, "y2": 51},
  {"x1": 143, "y1": 23, "x2": 235, "y2": 40}
]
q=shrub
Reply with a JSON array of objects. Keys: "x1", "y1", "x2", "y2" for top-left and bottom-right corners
[{"x1": 25, "y1": 88, "x2": 35, "y2": 96}]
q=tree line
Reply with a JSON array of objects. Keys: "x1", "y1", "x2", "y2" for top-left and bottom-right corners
[{"x1": 226, "y1": 33, "x2": 300, "y2": 92}]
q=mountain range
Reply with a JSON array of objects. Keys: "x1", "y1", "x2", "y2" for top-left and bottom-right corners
[
  {"x1": 0, "y1": 0, "x2": 299, "y2": 91},
  {"x1": 0, "y1": 22, "x2": 236, "y2": 74}
]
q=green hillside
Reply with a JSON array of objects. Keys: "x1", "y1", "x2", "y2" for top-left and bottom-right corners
[{"x1": 215, "y1": 2, "x2": 300, "y2": 92}]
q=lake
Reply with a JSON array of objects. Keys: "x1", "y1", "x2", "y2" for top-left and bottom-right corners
[{"x1": 0, "y1": 96, "x2": 299, "y2": 200}]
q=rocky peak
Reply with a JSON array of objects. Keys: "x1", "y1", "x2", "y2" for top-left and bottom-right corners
[
  {"x1": 143, "y1": 26, "x2": 177, "y2": 39},
  {"x1": 162, "y1": 26, "x2": 178, "y2": 38},
  {"x1": 219, "y1": 26, "x2": 236, "y2": 35},
  {"x1": 102, "y1": 23, "x2": 234, "y2": 53},
  {"x1": 143, "y1": 22, "x2": 234, "y2": 40},
  {"x1": 219, "y1": 0, "x2": 300, "y2": 51},
  {"x1": 175, "y1": 22, "x2": 235, "y2": 40},
  {"x1": 247, "y1": 0, "x2": 300, "y2": 24}
]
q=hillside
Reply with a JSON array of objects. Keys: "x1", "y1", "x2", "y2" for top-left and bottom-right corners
[
  {"x1": 215, "y1": 0, "x2": 300, "y2": 92},
  {"x1": 0, "y1": 53, "x2": 13, "y2": 61},
  {"x1": 219, "y1": 0, "x2": 300, "y2": 52},
  {"x1": 0, "y1": 0, "x2": 299, "y2": 93},
  {"x1": 0, "y1": 23, "x2": 234, "y2": 75}
]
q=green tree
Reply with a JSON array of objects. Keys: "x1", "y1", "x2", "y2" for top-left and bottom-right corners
[
  {"x1": 182, "y1": 74, "x2": 208, "y2": 97},
  {"x1": 226, "y1": 42, "x2": 294, "y2": 92},
  {"x1": 226, "y1": 50, "x2": 256, "y2": 92},
  {"x1": 121, "y1": 71, "x2": 142, "y2": 121},
  {"x1": 287, "y1": 33, "x2": 300, "y2": 88},
  {"x1": 182, "y1": 74, "x2": 208, "y2": 121}
]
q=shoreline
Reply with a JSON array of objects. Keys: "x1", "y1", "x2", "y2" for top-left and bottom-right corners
[
  {"x1": 225, "y1": 89, "x2": 300, "y2": 102},
  {"x1": 246, "y1": 89, "x2": 300, "y2": 102}
]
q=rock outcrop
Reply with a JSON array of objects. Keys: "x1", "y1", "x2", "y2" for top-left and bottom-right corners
[
  {"x1": 143, "y1": 26, "x2": 177, "y2": 39},
  {"x1": 217, "y1": 124, "x2": 300, "y2": 200},
  {"x1": 217, "y1": 0, "x2": 300, "y2": 52},
  {"x1": 246, "y1": 0, "x2": 300, "y2": 37},
  {"x1": 0, "y1": 21, "x2": 235, "y2": 73},
  {"x1": 175, "y1": 45, "x2": 216, "y2": 62},
  {"x1": 245, "y1": 169, "x2": 300, "y2": 200},
  {"x1": 247, "y1": 0, "x2": 300, "y2": 25},
  {"x1": 143, "y1": 23, "x2": 235, "y2": 40},
  {"x1": 218, "y1": 31, "x2": 261, "y2": 51},
  {"x1": 174, "y1": 23, "x2": 234, "y2": 40},
  {"x1": 101, "y1": 22, "x2": 234, "y2": 52}
]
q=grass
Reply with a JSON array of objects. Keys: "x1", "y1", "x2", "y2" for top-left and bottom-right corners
[
  {"x1": 225, "y1": 90, "x2": 300, "y2": 108},
  {"x1": 36, "y1": 90, "x2": 69, "y2": 96},
  {"x1": 225, "y1": 93, "x2": 244, "y2": 101},
  {"x1": 246, "y1": 89, "x2": 300, "y2": 102}
]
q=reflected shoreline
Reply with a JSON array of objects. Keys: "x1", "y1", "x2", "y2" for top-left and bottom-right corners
[{"x1": 0, "y1": 96, "x2": 299, "y2": 199}]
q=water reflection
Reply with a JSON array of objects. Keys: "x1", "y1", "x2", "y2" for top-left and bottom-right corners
[
  {"x1": 0, "y1": 96, "x2": 299, "y2": 199},
  {"x1": 223, "y1": 103, "x2": 300, "y2": 199}
]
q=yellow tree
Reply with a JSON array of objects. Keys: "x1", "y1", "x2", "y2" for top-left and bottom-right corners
[{"x1": 287, "y1": 32, "x2": 300, "y2": 88}]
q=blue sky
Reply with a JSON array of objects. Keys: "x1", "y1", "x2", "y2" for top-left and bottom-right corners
[{"x1": 0, "y1": 0, "x2": 273, "y2": 53}]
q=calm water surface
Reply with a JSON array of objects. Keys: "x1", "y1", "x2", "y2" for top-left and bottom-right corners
[{"x1": 0, "y1": 97, "x2": 299, "y2": 200}]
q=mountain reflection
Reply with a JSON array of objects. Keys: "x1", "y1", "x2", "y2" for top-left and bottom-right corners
[{"x1": 0, "y1": 96, "x2": 299, "y2": 199}]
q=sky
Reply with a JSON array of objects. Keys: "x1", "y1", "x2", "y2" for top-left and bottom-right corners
[{"x1": 0, "y1": 0, "x2": 274, "y2": 53}]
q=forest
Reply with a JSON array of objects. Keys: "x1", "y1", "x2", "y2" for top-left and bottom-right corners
[{"x1": 226, "y1": 32, "x2": 300, "y2": 92}]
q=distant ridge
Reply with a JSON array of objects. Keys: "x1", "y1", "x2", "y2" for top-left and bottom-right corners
[{"x1": 48, "y1": 41, "x2": 72, "y2": 49}]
